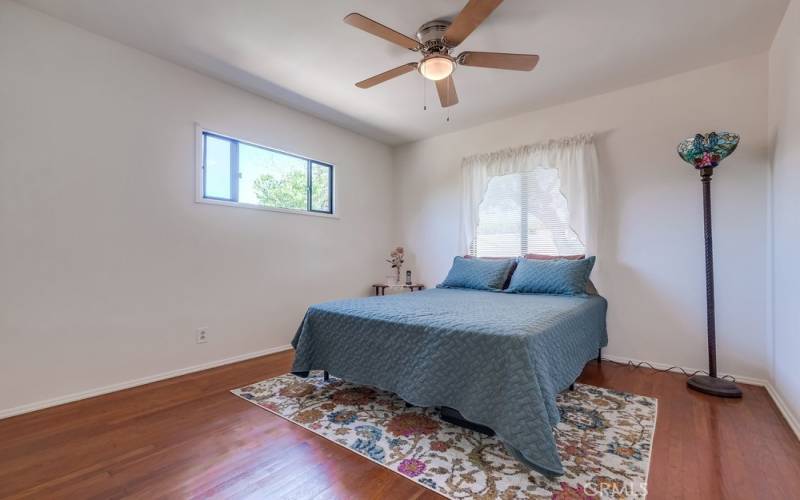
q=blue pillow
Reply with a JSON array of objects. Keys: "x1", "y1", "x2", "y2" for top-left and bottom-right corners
[
  {"x1": 505, "y1": 256, "x2": 596, "y2": 295},
  {"x1": 438, "y1": 256, "x2": 515, "y2": 291}
]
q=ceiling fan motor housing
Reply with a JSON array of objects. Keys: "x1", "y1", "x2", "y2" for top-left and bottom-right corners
[{"x1": 416, "y1": 20, "x2": 452, "y2": 54}]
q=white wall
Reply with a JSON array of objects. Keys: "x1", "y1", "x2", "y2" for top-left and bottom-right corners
[
  {"x1": 0, "y1": 1, "x2": 394, "y2": 414},
  {"x1": 769, "y1": 0, "x2": 800, "y2": 425},
  {"x1": 393, "y1": 54, "x2": 770, "y2": 380}
]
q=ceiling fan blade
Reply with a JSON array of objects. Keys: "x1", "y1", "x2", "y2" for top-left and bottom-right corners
[
  {"x1": 355, "y1": 63, "x2": 418, "y2": 89},
  {"x1": 435, "y1": 75, "x2": 459, "y2": 107},
  {"x1": 444, "y1": 0, "x2": 504, "y2": 47},
  {"x1": 344, "y1": 13, "x2": 421, "y2": 51},
  {"x1": 458, "y1": 51, "x2": 539, "y2": 71}
]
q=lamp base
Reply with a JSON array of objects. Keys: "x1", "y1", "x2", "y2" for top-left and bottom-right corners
[{"x1": 687, "y1": 375, "x2": 742, "y2": 398}]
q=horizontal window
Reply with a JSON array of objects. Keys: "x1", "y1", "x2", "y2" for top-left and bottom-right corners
[{"x1": 199, "y1": 130, "x2": 333, "y2": 215}]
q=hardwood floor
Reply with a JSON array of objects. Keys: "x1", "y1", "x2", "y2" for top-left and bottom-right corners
[{"x1": 1, "y1": 351, "x2": 798, "y2": 499}]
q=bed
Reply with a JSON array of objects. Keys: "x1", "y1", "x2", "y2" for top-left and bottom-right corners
[{"x1": 290, "y1": 287, "x2": 607, "y2": 476}]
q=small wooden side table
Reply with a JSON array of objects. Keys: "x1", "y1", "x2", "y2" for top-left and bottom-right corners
[{"x1": 372, "y1": 284, "x2": 425, "y2": 296}]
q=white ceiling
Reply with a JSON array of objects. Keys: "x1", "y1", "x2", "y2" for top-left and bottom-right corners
[{"x1": 19, "y1": 0, "x2": 789, "y2": 145}]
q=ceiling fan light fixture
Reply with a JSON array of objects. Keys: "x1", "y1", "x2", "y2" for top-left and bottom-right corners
[{"x1": 418, "y1": 55, "x2": 454, "y2": 81}]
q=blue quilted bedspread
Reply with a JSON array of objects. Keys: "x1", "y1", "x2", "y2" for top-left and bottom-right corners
[{"x1": 291, "y1": 288, "x2": 608, "y2": 476}]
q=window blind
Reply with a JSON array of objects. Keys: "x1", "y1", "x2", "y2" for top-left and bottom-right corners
[{"x1": 471, "y1": 169, "x2": 585, "y2": 257}]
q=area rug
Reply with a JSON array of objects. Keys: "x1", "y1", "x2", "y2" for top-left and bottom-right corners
[{"x1": 232, "y1": 372, "x2": 656, "y2": 499}]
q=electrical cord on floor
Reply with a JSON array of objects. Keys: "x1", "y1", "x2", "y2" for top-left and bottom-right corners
[{"x1": 600, "y1": 357, "x2": 737, "y2": 382}]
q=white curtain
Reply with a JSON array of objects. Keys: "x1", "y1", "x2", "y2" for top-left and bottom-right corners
[{"x1": 460, "y1": 134, "x2": 600, "y2": 257}]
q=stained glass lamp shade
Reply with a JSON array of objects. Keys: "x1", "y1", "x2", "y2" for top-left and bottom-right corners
[{"x1": 677, "y1": 132, "x2": 739, "y2": 169}]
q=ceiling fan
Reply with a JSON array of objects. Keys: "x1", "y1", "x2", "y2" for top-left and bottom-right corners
[{"x1": 344, "y1": 0, "x2": 539, "y2": 108}]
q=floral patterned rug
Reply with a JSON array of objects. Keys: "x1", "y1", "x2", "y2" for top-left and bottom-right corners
[{"x1": 232, "y1": 372, "x2": 656, "y2": 499}]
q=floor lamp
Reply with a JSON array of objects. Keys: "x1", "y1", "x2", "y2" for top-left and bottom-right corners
[{"x1": 677, "y1": 132, "x2": 743, "y2": 398}]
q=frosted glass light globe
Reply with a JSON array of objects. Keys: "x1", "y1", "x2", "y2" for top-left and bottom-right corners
[{"x1": 419, "y1": 56, "x2": 454, "y2": 81}]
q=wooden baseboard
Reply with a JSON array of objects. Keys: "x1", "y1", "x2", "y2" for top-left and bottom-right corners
[
  {"x1": 0, "y1": 344, "x2": 293, "y2": 420},
  {"x1": 600, "y1": 354, "x2": 769, "y2": 386},
  {"x1": 764, "y1": 383, "x2": 800, "y2": 441}
]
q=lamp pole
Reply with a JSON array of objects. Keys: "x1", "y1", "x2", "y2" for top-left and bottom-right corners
[
  {"x1": 685, "y1": 166, "x2": 742, "y2": 397},
  {"x1": 701, "y1": 167, "x2": 716, "y2": 378}
]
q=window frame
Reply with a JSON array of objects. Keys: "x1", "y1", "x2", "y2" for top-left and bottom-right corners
[{"x1": 194, "y1": 125, "x2": 336, "y2": 218}]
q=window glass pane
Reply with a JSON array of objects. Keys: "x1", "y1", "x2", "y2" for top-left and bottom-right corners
[
  {"x1": 238, "y1": 143, "x2": 307, "y2": 210},
  {"x1": 473, "y1": 168, "x2": 584, "y2": 258},
  {"x1": 475, "y1": 174, "x2": 522, "y2": 257},
  {"x1": 310, "y1": 162, "x2": 331, "y2": 212},
  {"x1": 524, "y1": 170, "x2": 585, "y2": 255},
  {"x1": 204, "y1": 135, "x2": 232, "y2": 200}
]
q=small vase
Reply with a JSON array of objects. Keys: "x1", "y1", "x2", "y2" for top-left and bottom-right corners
[{"x1": 395, "y1": 267, "x2": 401, "y2": 284}]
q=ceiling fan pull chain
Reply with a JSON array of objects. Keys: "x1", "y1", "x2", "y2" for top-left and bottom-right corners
[
  {"x1": 446, "y1": 80, "x2": 451, "y2": 122},
  {"x1": 423, "y1": 78, "x2": 427, "y2": 111}
]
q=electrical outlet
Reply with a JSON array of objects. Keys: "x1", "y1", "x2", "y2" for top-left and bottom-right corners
[{"x1": 196, "y1": 328, "x2": 209, "y2": 344}]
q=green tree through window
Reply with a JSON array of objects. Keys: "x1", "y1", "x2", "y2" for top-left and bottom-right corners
[
  {"x1": 253, "y1": 170, "x2": 307, "y2": 210},
  {"x1": 252, "y1": 167, "x2": 330, "y2": 212}
]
